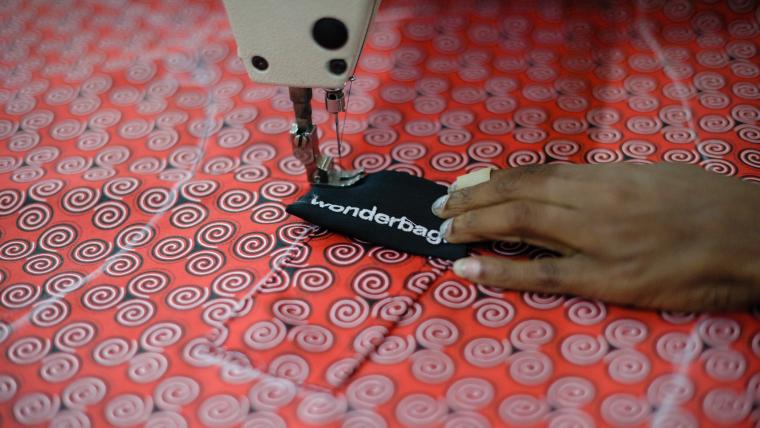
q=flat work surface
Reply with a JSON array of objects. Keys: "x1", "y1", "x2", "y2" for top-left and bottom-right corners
[{"x1": 1, "y1": 0, "x2": 759, "y2": 426}]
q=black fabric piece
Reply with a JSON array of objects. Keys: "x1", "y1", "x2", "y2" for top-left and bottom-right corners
[{"x1": 286, "y1": 171, "x2": 468, "y2": 260}]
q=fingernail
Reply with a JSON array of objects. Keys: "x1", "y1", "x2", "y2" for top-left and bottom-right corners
[
  {"x1": 453, "y1": 258, "x2": 481, "y2": 279},
  {"x1": 431, "y1": 195, "x2": 448, "y2": 215},
  {"x1": 439, "y1": 218, "x2": 452, "y2": 237}
]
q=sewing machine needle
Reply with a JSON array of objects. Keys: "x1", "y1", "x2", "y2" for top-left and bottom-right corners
[{"x1": 335, "y1": 112, "x2": 342, "y2": 167}]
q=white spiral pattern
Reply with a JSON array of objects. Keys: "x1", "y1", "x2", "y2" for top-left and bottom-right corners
[
  {"x1": 297, "y1": 393, "x2": 347, "y2": 425},
  {"x1": 510, "y1": 319, "x2": 554, "y2": 350},
  {"x1": 128, "y1": 271, "x2": 169, "y2": 297},
  {"x1": 248, "y1": 378, "x2": 297, "y2": 411},
  {"x1": 144, "y1": 411, "x2": 187, "y2": 428},
  {"x1": 186, "y1": 249, "x2": 225, "y2": 276},
  {"x1": 508, "y1": 351, "x2": 553, "y2": 385},
  {"x1": 13, "y1": 392, "x2": 60, "y2": 425},
  {"x1": 288, "y1": 324, "x2": 335, "y2": 353},
  {"x1": 446, "y1": 377, "x2": 494, "y2": 411},
  {"x1": 565, "y1": 299, "x2": 606, "y2": 325},
  {"x1": 647, "y1": 373, "x2": 695, "y2": 407},
  {"x1": 292, "y1": 266, "x2": 334, "y2": 292},
  {"x1": 92, "y1": 337, "x2": 137, "y2": 366},
  {"x1": 105, "y1": 394, "x2": 153, "y2": 426},
  {"x1": 324, "y1": 243, "x2": 364, "y2": 265},
  {"x1": 24, "y1": 253, "x2": 62, "y2": 275},
  {"x1": 140, "y1": 322, "x2": 183, "y2": 351},
  {"x1": 410, "y1": 349, "x2": 455, "y2": 383},
  {"x1": 267, "y1": 354, "x2": 309, "y2": 384},
  {"x1": 463, "y1": 337, "x2": 511, "y2": 368},
  {"x1": 71, "y1": 239, "x2": 112, "y2": 263},
  {"x1": 352, "y1": 268, "x2": 391, "y2": 300},
  {"x1": 328, "y1": 297, "x2": 370, "y2": 328},
  {"x1": 198, "y1": 394, "x2": 250, "y2": 426},
  {"x1": 697, "y1": 317, "x2": 741, "y2": 347},
  {"x1": 547, "y1": 376, "x2": 595, "y2": 408},
  {"x1": 346, "y1": 374, "x2": 395, "y2": 409},
  {"x1": 473, "y1": 298, "x2": 515, "y2": 327},
  {"x1": 81, "y1": 285, "x2": 124, "y2": 311},
  {"x1": 601, "y1": 393, "x2": 650, "y2": 426},
  {"x1": 560, "y1": 334, "x2": 608, "y2": 365},
  {"x1": 370, "y1": 296, "x2": 419, "y2": 326},
  {"x1": 244, "y1": 319, "x2": 286, "y2": 350},
  {"x1": 395, "y1": 393, "x2": 447, "y2": 427},
  {"x1": 326, "y1": 359, "x2": 357, "y2": 387},
  {"x1": 39, "y1": 352, "x2": 80, "y2": 382},
  {"x1": 1, "y1": 283, "x2": 40, "y2": 308},
  {"x1": 370, "y1": 334, "x2": 416, "y2": 365},
  {"x1": 499, "y1": 394, "x2": 549, "y2": 425},
  {"x1": 18, "y1": 203, "x2": 53, "y2": 231},
  {"x1": 701, "y1": 348, "x2": 746, "y2": 381},
  {"x1": 655, "y1": 332, "x2": 702, "y2": 364},
  {"x1": 62, "y1": 376, "x2": 107, "y2": 410},
  {"x1": 128, "y1": 352, "x2": 168, "y2": 383},
  {"x1": 606, "y1": 349, "x2": 651, "y2": 384},
  {"x1": 415, "y1": 318, "x2": 459, "y2": 349},
  {"x1": 433, "y1": 280, "x2": 476, "y2": 309}
]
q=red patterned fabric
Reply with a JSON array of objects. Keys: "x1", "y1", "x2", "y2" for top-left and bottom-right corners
[{"x1": 1, "y1": 0, "x2": 760, "y2": 426}]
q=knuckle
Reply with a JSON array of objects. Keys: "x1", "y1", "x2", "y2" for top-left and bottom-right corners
[
  {"x1": 458, "y1": 211, "x2": 477, "y2": 231},
  {"x1": 535, "y1": 259, "x2": 561, "y2": 289},
  {"x1": 496, "y1": 165, "x2": 541, "y2": 194},
  {"x1": 446, "y1": 188, "x2": 472, "y2": 210},
  {"x1": 494, "y1": 165, "x2": 548, "y2": 194},
  {"x1": 599, "y1": 186, "x2": 631, "y2": 206},
  {"x1": 637, "y1": 293, "x2": 672, "y2": 311},
  {"x1": 507, "y1": 201, "x2": 534, "y2": 231},
  {"x1": 487, "y1": 260, "x2": 511, "y2": 284},
  {"x1": 616, "y1": 186, "x2": 636, "y2": 203},
  {"x1": 493, "y1": 173, "x2": 518, "y2": 194},
  {"x1": 705, "y1": 286, "x2": 734, "y2": 312},
  {"x1": 521, "y1": 164, "x2": 546, "y2": 177}
]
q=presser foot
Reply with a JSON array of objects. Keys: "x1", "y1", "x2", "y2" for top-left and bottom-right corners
[
  {"x1": 313, "y1": 155, "x2": 365, "y2": 187},
  {"x1": 289, "y1": 123, "x2": 364, "y2": 188}
]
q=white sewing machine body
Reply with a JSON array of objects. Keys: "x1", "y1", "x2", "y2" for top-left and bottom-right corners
[
  {"x1": 222, "y1": 0, "x2": 380, "y2": 89},
  {"x1": 222, "y1": 0, "x2": 381, "y2": 186}
]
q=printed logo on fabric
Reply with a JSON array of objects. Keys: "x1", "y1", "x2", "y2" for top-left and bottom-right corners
[{"x1": 310, "y1": 195, "x2": 445, "y2": 245}]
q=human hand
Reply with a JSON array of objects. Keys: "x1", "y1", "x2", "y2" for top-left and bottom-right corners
[{"x1": 432, "y1": 163, "x2": 760, "y2": 312}]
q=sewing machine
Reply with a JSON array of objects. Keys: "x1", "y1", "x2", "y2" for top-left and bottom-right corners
[{"x1": 222, "y1": 0, "x2": 381, "y2": 187}]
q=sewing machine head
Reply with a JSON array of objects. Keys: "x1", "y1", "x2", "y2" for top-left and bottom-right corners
[{"x1": 223, "y1": 0, "x2": 382, "y2": 187}]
